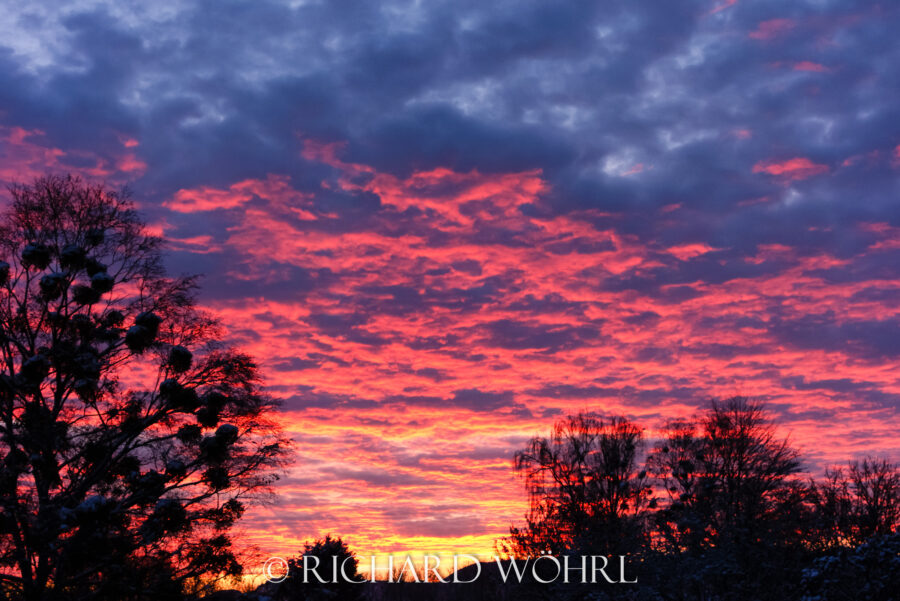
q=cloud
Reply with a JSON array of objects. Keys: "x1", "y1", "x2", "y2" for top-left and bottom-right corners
[
  {"x1": 748, "y1": 18, "x2": 795, "y2": 41},
  {"x1": 752, "y1": 157, "x2": 830, "y2": 180}
]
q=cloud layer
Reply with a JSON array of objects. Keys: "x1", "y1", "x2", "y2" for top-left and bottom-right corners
[{"x1": 1, "y1": 0, "x2": 899, "y2": 560}]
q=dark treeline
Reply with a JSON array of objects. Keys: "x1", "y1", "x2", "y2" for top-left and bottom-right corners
[
  {"x1": 258, "y1": 397, "x2": 899, "y2": 601},
  {"x1": 492, "y1": 396, "x2": 900, "y2": 600}
]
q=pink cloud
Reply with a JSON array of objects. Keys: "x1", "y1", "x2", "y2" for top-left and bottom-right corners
[
  {"x1": 668, "y1": 243, "x2": 718, "y2": 261},
  {"x1": 792, "y1": 60, "x2": 829, "y2": 72},
  {"x1": 749, "y1": 18, "x2": 796, "y2": 40},
  {"x1": 166, "y1": 174, "x2": 315, "y2": 215},
  {"x1": 0, "y1": 126, "x2": 65, "y2": 183},
  {"x1": 187, "y1": 153, "x2": 900, "y2": 559},
  {"x1": 0, "y1": 125, "x2": 149, "y2": 186},
  {"x1": 706, "y1": 0, "x2": 738, "y2": 16},
  {"x1": 752, "y1": 157, "x2": 829, "y2": 180},
  {"x1": 5, "y1": 128, "x2": 899, "y2": 563},
  {"x1": 117, "y1": 153, "x2": 147, "y2": 174}
]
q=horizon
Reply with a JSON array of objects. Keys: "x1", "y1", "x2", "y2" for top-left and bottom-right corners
[{"x1": 1, "y1": 0, "x2": 899, "y2": 570}]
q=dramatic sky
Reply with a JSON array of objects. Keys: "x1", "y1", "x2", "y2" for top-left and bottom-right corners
[{"x1": 1, "y1": 0, "x2": 899, "y2": 564}]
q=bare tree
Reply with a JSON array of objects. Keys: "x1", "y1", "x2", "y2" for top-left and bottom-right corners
[
  {"x1": 500, "y1": 412, "x2": 651, "y2": 557},
  {"x1": 849, "y1": 458, "x2": 900, "y2": 539},
  {"x1": 0, "y1": 175, "x2": 290, "y2": 600},
  {"x1": 808, "y1": 466, "x2": 855, "y2": 550},
  {"x1": 647, "y1": 397, "x2": 805, "y2": 554},
  {"x1": 812, "y1": 457, "x2": 900, "y2": 548}
]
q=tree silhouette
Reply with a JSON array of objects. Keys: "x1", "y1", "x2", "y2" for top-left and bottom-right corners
[
  {"x1": 275, "y1": 534, "x2": 363, "y2": 601},
  {"x1": 500, "y1": 412, "x2": 651, "y2": 557},
  {"x1": 0, "y1": 175, "x2": 290, "y2": 601},
  {"x1": 494, "y1": 397, "x2": 900, "y2": 601},
  {"x1": 641, "y1": 397, "x2": 812, "y2": 600},
  {"x1": 646, "y1": 397, "x2": 805, "y2": 558},
  {"x1": 812, "y1": 457, "x2": 900, "y2": 549}
]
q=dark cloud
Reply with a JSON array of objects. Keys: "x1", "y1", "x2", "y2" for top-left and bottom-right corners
[
  {"x1": 383, "y1": 390, "x2": 525, "y2": 413},
  {"x1": 0, "y1": 0, "x2": 896, "y2": 260},
  {"x1": 393, "y1": 515, "x2": 488, "y2": 538},
  {"x1": 481, "y1": 319, "x2": 602, "y2": 351},
  {"x1": 768, "y1": 313, "x2": 900, "y2": 361},
  {"x1": 331, "y1": 468, "x2": 438, "y2": 488},
  {"x1": 351, "y1": 104, "x2": 576, "y2": 177},
  {"x1": 450, "y1": 389, "x2": 514, "y2": 412},
  {"x1": 283, "y1": 390, "x2": 380, "y2": 411}
]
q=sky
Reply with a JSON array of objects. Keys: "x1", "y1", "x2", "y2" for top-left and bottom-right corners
[{"x1": 1, "y1": 0, "x2": 899, "y2": 564}]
